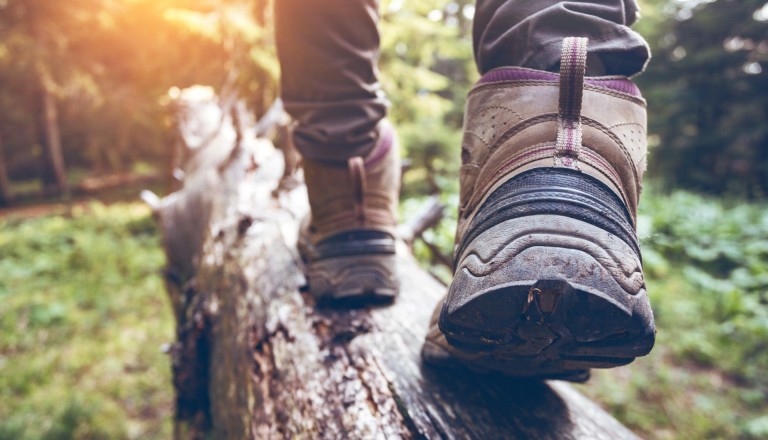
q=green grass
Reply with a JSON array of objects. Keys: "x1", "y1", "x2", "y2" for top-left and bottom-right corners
[{"x1": 0, "y1": 202, "x2": 174, "y2": 439}]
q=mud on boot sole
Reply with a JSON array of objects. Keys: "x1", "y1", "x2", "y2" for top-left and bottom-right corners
[{"x1": 440, "y1": 214, "x2": 655, "y2": 376}]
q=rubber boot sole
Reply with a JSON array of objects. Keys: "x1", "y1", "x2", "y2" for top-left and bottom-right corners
[
  {"x1": 307, "y1": 253, "x2": 399, "y2": 304},
  {"x1": 439, "y1": 214, "x2": 655, "y2": 378}
]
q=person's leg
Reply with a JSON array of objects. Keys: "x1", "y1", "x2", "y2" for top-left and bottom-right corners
[
  {"x1": 473, "y1": 0, "x2": 649, "y2": 75},
  {"x1": 424, "y1": 0, "x2": 655, "y2": 380},
  {"x1": 275, "y1": 0, "x2": 387, "y2": 161},
  {"x1": 275, "y1": 0, "x2": 401, "y2": 301}
]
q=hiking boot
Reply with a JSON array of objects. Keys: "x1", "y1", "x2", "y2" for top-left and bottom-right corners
[
  {"x1": 298, "y1": 119, "x2": 401, "y2": 302},
  {"x1": 423, "y1": 37, "x2": 655, "y2": 380}
]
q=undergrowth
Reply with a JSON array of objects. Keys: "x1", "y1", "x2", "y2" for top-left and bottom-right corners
[
  {"x1": 0, "y1": 202, "x2": 173, "y2": 439},
  {"x1": 581, "y1": 191, "x2": 768, "y2": 440}
]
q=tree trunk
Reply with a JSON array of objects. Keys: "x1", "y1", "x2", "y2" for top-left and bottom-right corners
[
  {"x1": 0, "y1": 132, "x2": 13, "y2": 206},
  {"x1": 151, "y1": 90, "x2": 640, "y2": 439},
  {"x1": 26, "y1": 0, "x2": 67, "y2": 196},
  {"x1": 39, "y1": 84, "x2": 68, "y2": 195}
]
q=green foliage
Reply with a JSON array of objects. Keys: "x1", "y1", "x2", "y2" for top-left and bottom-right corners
[
  {"x1": 573, "y1": 190, "x2": 768, "y2": 439},
  {"x1": 0, "y1": 203, "x2": 173, "y2": 439},
  {"x1": 638, "y1": 191, "x2": 768, "y2": 383},
  {"x1": 380, "y1": 0, "x2": 476, "y2": 198},
  {"x1": 0, "y1": 0, "x2": 277, "y2": 181},
  {"x1": 638, "y1": 0, "x2": 768, "y2": 196}
]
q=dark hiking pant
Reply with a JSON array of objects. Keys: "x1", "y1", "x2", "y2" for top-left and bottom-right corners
[{"x1": 275, "y1": 0, "x2": 649, "y2": 162}]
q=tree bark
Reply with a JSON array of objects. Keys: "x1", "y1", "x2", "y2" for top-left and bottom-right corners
[
  {"x1": 0, "y1": 132, "x2": 13, "y2": 206},
  {"x1": 152, "y1": 91, "x2": 640, "y2": 440},
  {"x1": 25, "y1": 0, "x2": 67, "y2": 196},
  {"x1": 39, "y1": 83, "x2": 68, "y2": 195}
]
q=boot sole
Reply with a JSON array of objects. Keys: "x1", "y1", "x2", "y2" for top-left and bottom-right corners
[
  {"x1": 307, "y1": 253, "x2": 399, "y2": 303},
  {"x1": 439, "y1": 214, "x2": 655, "y2": 377}
]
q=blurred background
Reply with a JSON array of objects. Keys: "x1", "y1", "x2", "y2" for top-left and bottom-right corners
[{"x1": 0, "y1": 0, "x2": 767, "y2": 438}]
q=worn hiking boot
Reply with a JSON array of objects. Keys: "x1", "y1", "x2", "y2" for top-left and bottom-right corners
[
  {"x1": 423, "y1": 37, "x2": 655, "y2": 380},
  {"x1": 298, "y1": 119, "x2": 400, "y2": 302}
]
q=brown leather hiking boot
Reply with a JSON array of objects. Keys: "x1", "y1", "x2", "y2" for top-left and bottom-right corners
[
  {"x1": 298, "y1": 119, "x2": 401, "y2": 302},
  {"x1": 422, "y1": 37, "x2": 655, "y2": 380}
]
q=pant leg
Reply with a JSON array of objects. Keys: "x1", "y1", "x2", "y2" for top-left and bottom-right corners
[
  {"x1": 473, "y1": 0, "x2": 649, "y2": 76},
  {"x1": 275, "y1": 0, "x2": 386, "y2": 162}
]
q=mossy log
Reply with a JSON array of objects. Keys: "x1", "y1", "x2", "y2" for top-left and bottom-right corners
[{"x1": 150, "y1": 90, "x2": 640, "y2": 439}]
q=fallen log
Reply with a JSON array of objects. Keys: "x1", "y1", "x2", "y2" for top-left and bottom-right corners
[{"x1": 151, "y1": 91, "x2": 640, "y2": 439}]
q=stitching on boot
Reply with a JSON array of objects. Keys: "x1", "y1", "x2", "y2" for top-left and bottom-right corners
[
  {"x1": 470, "y1": 143, "x2": 556, "y2": 203},
  {"x1": 480, "y1": 114, "x2": 559, "y2": 154},
  {"x1": 479, "y1": 105, "x2": 526, "y2": 123},
  {"x1": 582, "y1": 117, "x2": 641, "y2": 192},
  {"x1": 470, "y1": 81, "x2": 646, "y2": 106}
]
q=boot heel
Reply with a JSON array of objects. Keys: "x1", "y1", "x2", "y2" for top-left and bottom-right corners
[
  {"x1": 307, "y1": 253, "x2": 399, "y2": 302},
  {"x1": 440, "y1": 213, "x2": 655, "y2": 375}
]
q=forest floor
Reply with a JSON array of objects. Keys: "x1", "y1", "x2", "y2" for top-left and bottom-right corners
[
  {"x1": 0, "y1": 201, "x2": 173, "y2": 439},
  {"x1": 1, "y1": 190, "x2": 767, "y2": 439}
]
